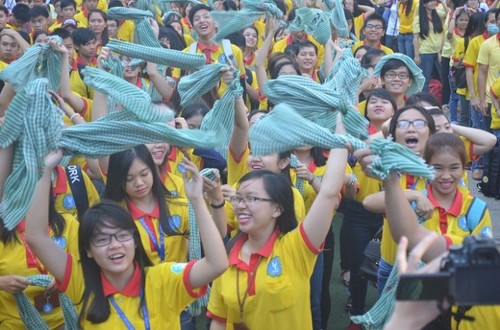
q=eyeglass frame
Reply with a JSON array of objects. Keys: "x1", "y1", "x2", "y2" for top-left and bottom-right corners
[
  {"x1": 384, "y1": 71, "x2": 411, "y2": 80},
  {"x1": 229, "y1": 195, "x2": 274, "y2": 206},
  {"x1": 365, "y1": 23, "x2": 384, "y2": 30},
  {"x1": 396, "y1": 119, "x2": 428, "y2": 129},
  {"x1": 90, "y1": 229, "x2": 135, "y2": 247}
]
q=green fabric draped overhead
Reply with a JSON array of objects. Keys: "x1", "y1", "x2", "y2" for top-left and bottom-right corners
[
  {"x1": 249, "y1": 103, "x2": 435, "y2": 181},
  {"x1": 288, "y1": 7, "x2": 331, "y2": 45},
  {"x1": 177, "y1": 63, "x2": 226, "y2": 107}
]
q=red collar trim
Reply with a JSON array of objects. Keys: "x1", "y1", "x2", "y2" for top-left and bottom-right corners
[
  {"x1": 363, "y1": 40, "x2": 382, "y2": 49},
  {"x1": 182, "y1": 17, "x2": 192, "y2": 29},
  {"x1": 243, "y1": 52, "x2": 255, "y2": 66},
  {"x1": 136, "y1": 78, "x2": 143, "y2": 89},
  {"x1": 454, "y1": 28, "x2": 464, "y2": 37},
  {"x1": 426, "y1": 184, "x2": 462, "y2": 217},
  {"x1": 285, "y1": 34, "x2": 309, "y2": 46},
  {"x1": 71, "y1": 58, "x2": 78, "y2": 70},
  {"x1": 497, "y1": 32, "x2": 500, "y2": 40},
  {"x1": 126, "y1": 199, "x2": 160, "y2": 219},
  {"x1": 53, "y1": 165, "x2": 68, "y2": 196},
  {"x1": 307, "y1": 159, "x2": 317, "y2": 174},
  {"x1": 198, "y1": 42, "x2": 218, "y2": 53},
  {"x1": 229, "y1": 229, "x2": 280, "y2": 265},
  {"x1": 368, "y1": 123, "x2": 379, "y2": 135},
  {"x1": 101, "y1": 262, "x2": 141, "y2": 297},
  {"x1": 76, "y1": 55, "x2": 97, "y2": 66},
  {"x1": 482, "y1": 31, "x2": 489, "y2": 39},
  {"x1": 81, "y1": 6, "x2": 88, "y2": 17}
]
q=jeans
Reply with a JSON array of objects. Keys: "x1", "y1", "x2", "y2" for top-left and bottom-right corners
[
  {"x1": 458, "y1": 95, "x2": 471, "y2": 127},
  {"x1": 321, "y1": 224, "x2": 334, "y2": 329},
  {"x1": 471, "y1": 104, "x2": 492, "y2": 170},
  {"x1": 441, "y1": 57, "x2": 451, "y2": 105},
  {"x1": 344, "y1": 199, "x2": 383, "y2": 315},
  {"x1": 398, "y1": 33, "x2": 414, "y2": 59},
  {"x1": 377, "y1": 258, "x2": 393, "y2": 296},
  {"x1": 419, "y1": 53, "x2": 440, "y2": 93},
  {"x1": 310, "y1": 252, "x2": 324, "y2": 330},
  {"x1": 180, "y1": 309, "x2": 195, "y2": 330},
  {"x1": 384, "y1": 35, "x2": 398, "y2": 51},
  {"x1": 449, "y1": 90, "x2": 459, "y2": 124}
]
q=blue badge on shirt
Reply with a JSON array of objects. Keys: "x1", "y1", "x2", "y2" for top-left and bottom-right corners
[
  {"x1": 218, "y1": 54, "x2": 227, "y2": 64},
  {"x1": 63, "y1": 194, "x2": 76, "y2": 210},
  {"x1": 169, "y1": 215, "x2": 181, "y2": 230},
  {"x1": 51, "y1": 236, "x2": 67, "y2": 249},
  {"x1": 171, "y1": 263, "x2": 187, "y2": 274},
  {"x1": 267, "y1": 257, "x2": 282, "y2": 278},
  {"x1": 169, "y1": 190, "x2": 179, "y2": 197},
  {"x1": 481, "y1": 226, "x2": 492, "y2": 238},
  {"x1": 458, "y1": 215, "x2": 468, "y2": 231}
]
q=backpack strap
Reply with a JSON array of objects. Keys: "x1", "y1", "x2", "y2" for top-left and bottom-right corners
[
  {"x1": 221, "y1": 39, "x2": 237, "y2": 68},
  {"x1": 465, "y1": 197, "x2": 487, "y2": 232},
  {"x1": 76, "y1": 63, "x2": 91, "y2": 99},
  {"x1": 65, "y1": 165, "x2": 89, "y2": 221}
]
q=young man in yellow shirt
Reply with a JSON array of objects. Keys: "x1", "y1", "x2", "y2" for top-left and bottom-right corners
[{"x1": 352, "y1": 13, "x2": 394, "y2": 55}]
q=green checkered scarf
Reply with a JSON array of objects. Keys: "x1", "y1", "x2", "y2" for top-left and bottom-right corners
[
  {"x1": 135, "y1": 0, "x2": 158, "y2": 16},
  {"x1": 106, "y1": 39, "x2": 206, "y2": 72},
  {"x1": 106, "y1": 6, "x2": 154, "y2": 20},
  {"x1": 263, "y1": 75, "x2": 370, "y2": 140},
  {"x1": 178, "y1": 63, "x2": 226, "y2": 107},
  {"x1": 288, "y1": 154, "x2": 304, "y2": 194},
  {"x1": 324, "y1": 47, "x2": 369, "y2": 106},
  {"x1": 211, "y1": 0, "x2": 283, "y2": 43},
  {"x1": 0, "y1": 36, "x2": 62, "y2": 93},
  {"x1": 15, "y1": 275, "x2": 78, "y2": 330},
  {"x1": 325, "y1": 0, "x2": 349, "y2": 38},
  {"x1": 374, "y1": 53, "x2": 425, "y2": 96},
  {"x1": 200, "y1": 69, "x2": 243, "y2": 160},
  {"x1": 0, "y1": 79, "x2": 63, "y2": 230},
  {"x1": 248, "y1": 103, "x2": 435, "y2": 180},
  {"x1": 288, "y1": 8, "x2": 331, "y2": 44}
]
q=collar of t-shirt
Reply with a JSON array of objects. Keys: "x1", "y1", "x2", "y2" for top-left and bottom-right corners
[
  {"x1": 229, "y1": 228, "x2": 280, "y2": 266},
  {"x1": 426, "y1": 184, "x2": 462, "y2": 217},
  {"x1": 126, "y1": 199, "x2": 160, "y2": 220},
  {"x1": 102, "y1": 261, "x2": 142, "y2": 297}
]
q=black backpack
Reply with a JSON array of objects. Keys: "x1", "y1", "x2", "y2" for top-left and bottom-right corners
[{"x1": 478, "y1": 145, "x2": 500, "y2": 199}]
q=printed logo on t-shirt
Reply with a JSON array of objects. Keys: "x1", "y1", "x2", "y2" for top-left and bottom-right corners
[
  {"x1": 171, "y1": 263, "x2": 187, "y2": 274},
  {"x1": 481, "y1": 226, "x2": 492, "y2": 238},
  {"x1": 267, "y1": 257, "x2": 282, "y2": 277},
  {"x1": 218, "y1": 54, "x2": 227, "y2": 64},
  {"x1": 457, "y1": 215, "x2": 468, "y2": 231},
  {"x1": 169, "y1": 190, "x2": 179, "y2": 197},
  {"x1": 169, "y1": 215, "x2": 181, "y2": 230},
  {"x1": 63, "y1": 194, "x2": 76, "y2": 210},
  {"x1": 51, "y1": 236, "x2": 67, "y2": 249}
]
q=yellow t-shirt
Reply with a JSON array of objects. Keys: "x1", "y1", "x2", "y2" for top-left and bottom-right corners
[
  {"x1": 272, "y1": 34, "x2": 325, "y2": 69},
  {"x1": 413, "y1": 7, "x2": 446, "y2": 54},
  {"x1": 52, "y1": 165, "x2": 100, "y2": 221},
  {"x1": 0, "y1": 214, "x2": 79, "y2": 329},
  {"x1": 352, "y1": 40, "x2": 394, "y2": 55},
  {"x1": 491, "y1": 76, "x2": 500, "y2": 101},
  {"x1": 476, "y1": 34, "x2": 500, "y2": 123},
  {"x1": 207, "y1": 225, "x2": 320, "y2": 329},
  {"x1": 462, "y1": 33, "x2": 488, "y2": 100},
  {"x1": 380, "y1": 174, "x2": 427, "y2": 264},
  {"x1": 58, "y1": 255, "x2": 207, "y2": 329},
  {"x1": 353, "y1": 13, "x2": 366, "y2": 40},
  {"x1": 126, "y1": 198, "x2": 189, "y2": 264},
  {"x1": 398, "y1": 0, "x2": 418, "y2": 34},
  {"x1": 172, "y1": 41, "x2": 246, "y2": 97},
  {"x1": 117, "y1": 20, "x2": 134, "y2": 43},
  {"x1": 453, "y1": 36, "x2": 469, "y2": 97}
]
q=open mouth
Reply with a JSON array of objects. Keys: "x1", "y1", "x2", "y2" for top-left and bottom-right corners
[
  {"x1": 405, "y1": 137, "x2": 419, "y2": 149},
  {"x1": 109, "y1": 253, "x2": 125, "y2": 261},
  {"x1": 237, "y1": 213, "x2": 251, "y2": 225}
]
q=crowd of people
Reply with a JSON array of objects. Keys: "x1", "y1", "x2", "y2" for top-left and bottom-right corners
[{"x1": 0, "y1": 0, "x2": 499, "y2": 328}]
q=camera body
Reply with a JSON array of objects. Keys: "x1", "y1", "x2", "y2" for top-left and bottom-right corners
[{"x1": 397, "y1": 236, "x2": 500, "y2": 305}]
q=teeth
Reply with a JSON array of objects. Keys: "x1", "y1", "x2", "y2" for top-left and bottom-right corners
[{"x1": 110, "y1": 254, "x2": 124, "y2": 260}]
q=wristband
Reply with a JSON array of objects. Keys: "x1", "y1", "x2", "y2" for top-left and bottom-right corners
[
  {"x1": 70, "y1": 113, "x2": 81, "y2": 122},
  {"x1": 308, "y1": 175, "x2": 315, "y2": 184},
  {"x1": 210, "y1": 200, "x2": 225, "y2": 209}
]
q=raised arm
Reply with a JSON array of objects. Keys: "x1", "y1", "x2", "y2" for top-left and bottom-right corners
[
  {"x1": 302, "y1": 116, "x2": 347, "y2": 248},
  {"x1": 450, "y1": 123, "x2": 497, "y2": 156},
  {"x1": 25, "y1": 151, "x2": 68, "y2": 282},
  {"x1": 255, "y1": 18, "x2": 280, "y2": 95},
  {"x1": 180, "y1": 159, "x2": 228, "y2": 288},
  {"x1": 147, "y1": 61, "x2": 173, "y2": 101},
  {"x1": 229, "y1": 92, "x2": 249, "y2": 158},
  {"x1": 477, "y1": 63, "x2": 489, "y2": 116}
]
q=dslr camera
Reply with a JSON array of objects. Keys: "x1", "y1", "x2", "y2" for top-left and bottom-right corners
[{"x1": 397, "y1": 236, "x2": 500, "y2": 305}]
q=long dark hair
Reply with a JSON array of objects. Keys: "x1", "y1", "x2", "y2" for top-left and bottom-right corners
[
  {"x1": 418, "y1": 0, "x2": 443, "y2": 39},
  {"x1": 104, "y1": 145, "x2": 184, "y2": 236},
  {"x1": 403, "y1": 0, "x2": 414, "y2": 16},
  {"x1": 464, "y1": 12, "x2": 486, "y2": 38},
  {"x1": 77, "y1": 200, "x2": 153, "y2": 325},
  {"x1": 1, "y1": 186, "x2": 65, "y2": 244},
  {"x1": 88, "y1": 9, "x2": 109, "y2": 45}
]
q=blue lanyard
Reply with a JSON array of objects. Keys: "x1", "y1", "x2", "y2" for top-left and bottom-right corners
[
  {"x1": 138, "y1": 217, "x2": 165, "y2": 262},
  {"x1": 109, "y1": 289, "x2": 150, "y2": 330}
]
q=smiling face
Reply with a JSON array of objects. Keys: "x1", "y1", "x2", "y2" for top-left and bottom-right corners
[
  {"x1": 295, "y1": 45, "x2": 317, "y2": 72},
  {"x1": 125, "y1": 158, "x2": 154, "y2": 202},
  {"x1": 456, "y1": 11, "x2": 469, "y2": 30},
  {"x1": 394, "y1": 109, "x2": 431, "y2": 155},
  {"x1": 192, "y1": 9, "x2": 215, "y2": 38},
  {"x1": 381, "y1": 65, "x2": 412, "y2": 96},
  {"x1": 234, "y1": 178, "x2": 280, "y2": 236},
  {"x1": 145, "y1": 143, "x2": 169, "y2": 168},
  {"x1": 363, "y1": 19, "x2": 385, "y2": 43},
  {"x1": 366, "y1": 95, "x2": 394, "y2": 124},
  {"x1": 247, "y1": 153, "x2": 289, "y2": 173},
  {"x1": 87, "y1": 225, "x2": 137, "y2": 280},
  {"x1": 243, "y1": 27, "x2": 257, "y2": 49},
  {"x1": 429, "y1": 150, "x2": 463, "y2": 197}
]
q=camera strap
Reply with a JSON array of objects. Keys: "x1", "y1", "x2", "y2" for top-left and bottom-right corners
[{"x1": 452, "y1": 305, "x2": 474, "y2": 329}]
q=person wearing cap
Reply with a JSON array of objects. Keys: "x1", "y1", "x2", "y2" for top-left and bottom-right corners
[
  {"x1": 357, "y1": 53, "x2": 425, "y2": 116},
  {"x1": 62, "y1": 18, "x2": 77, "y2": 32},
  {"x1": 171, "y1": 4, "x2": 246, "y2": 98}
]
